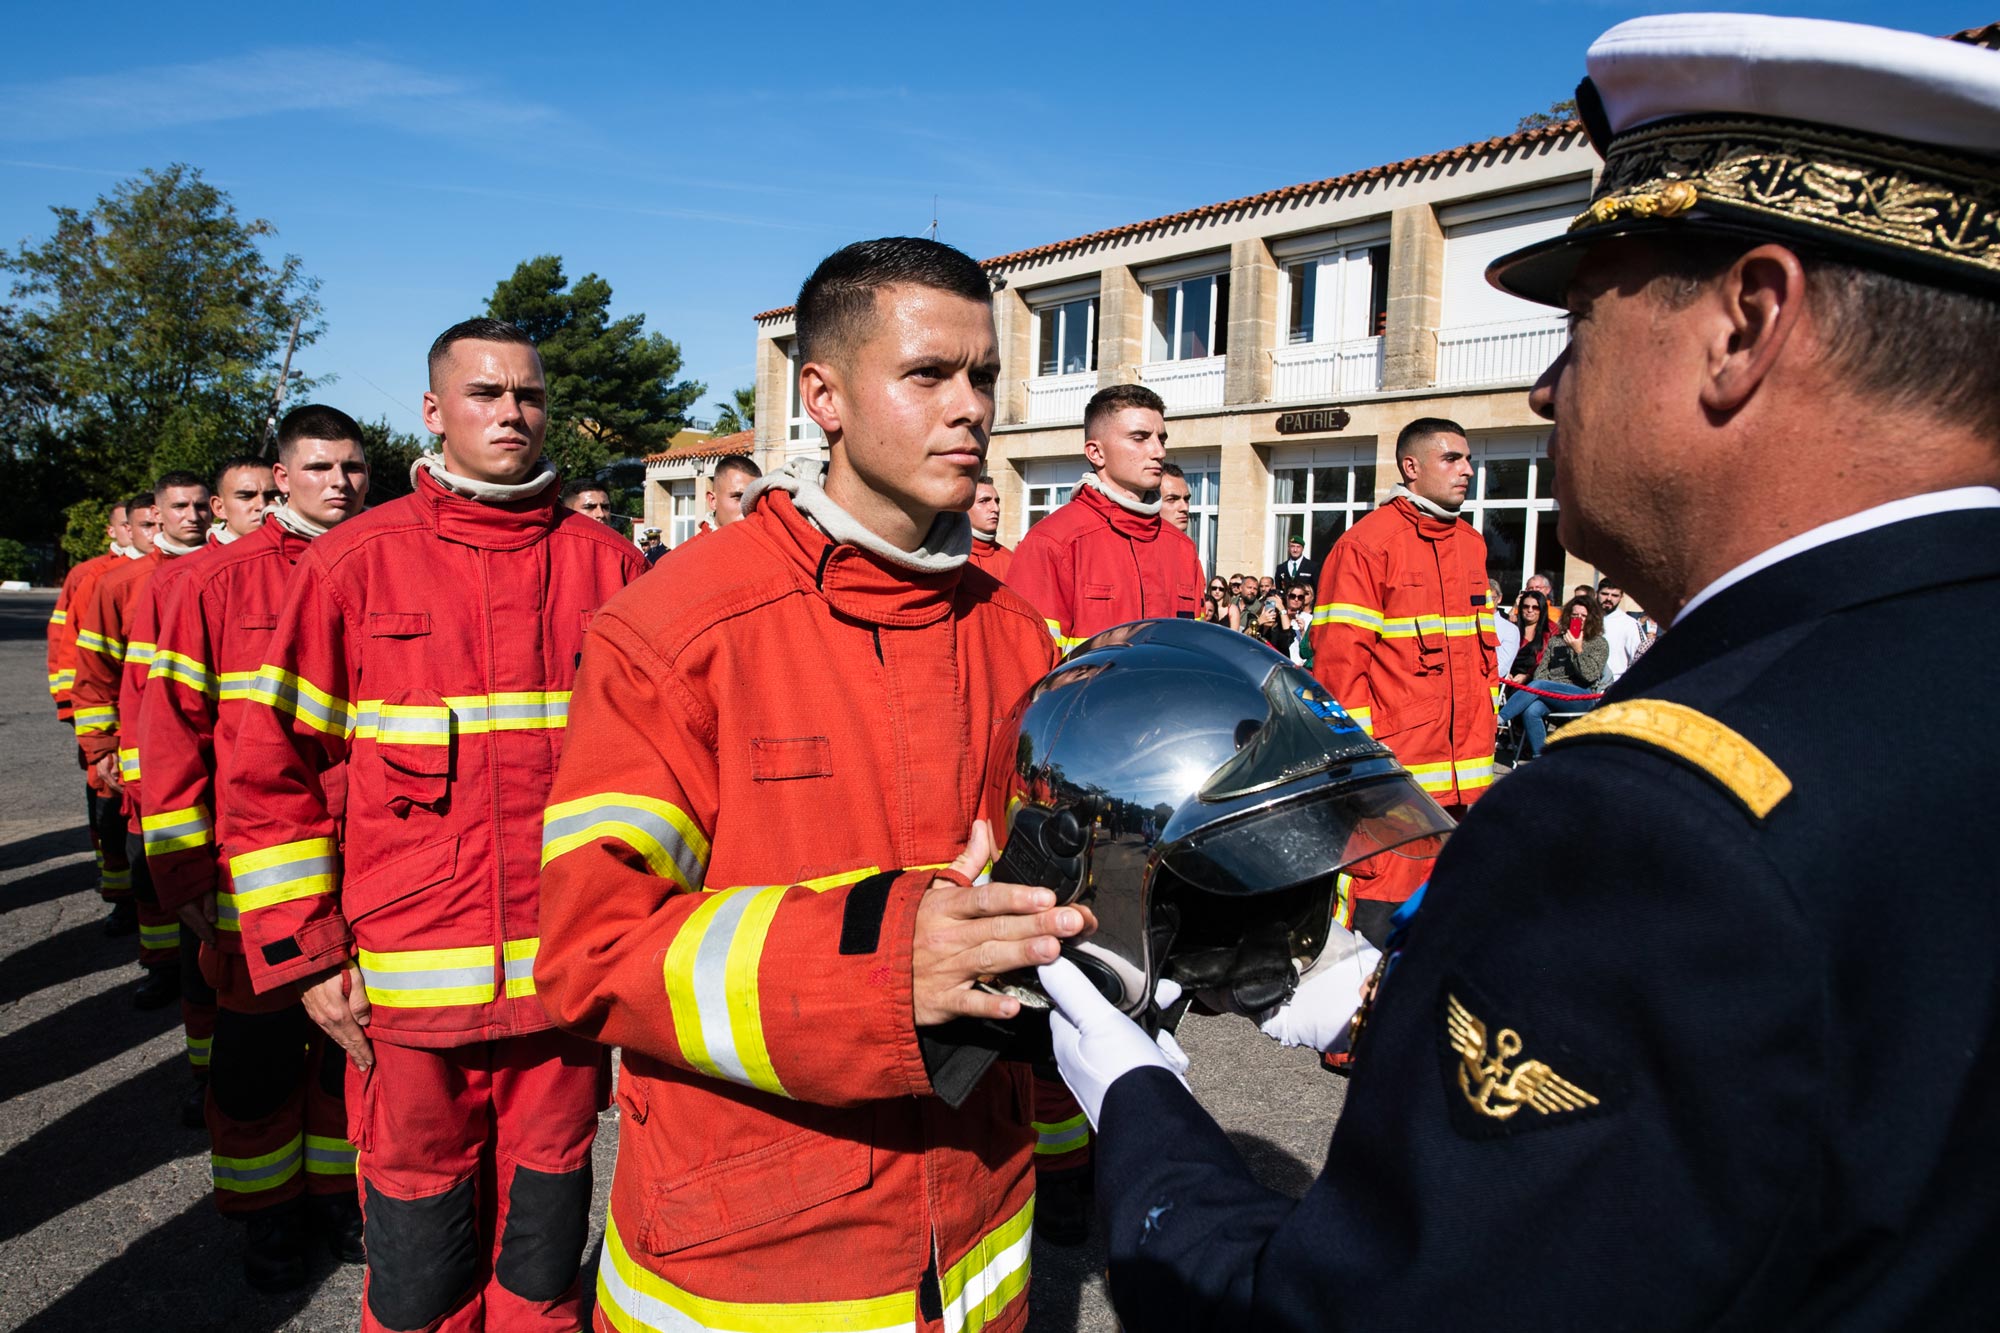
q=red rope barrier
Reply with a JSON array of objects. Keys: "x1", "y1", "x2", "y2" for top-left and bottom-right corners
[{"x1": 1503, "y1": 681, "x2": 1607, "y2": 702}]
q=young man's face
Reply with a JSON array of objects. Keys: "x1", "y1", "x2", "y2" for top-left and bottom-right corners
[
  {"x1": 807, "y1": 283, "x2": 998, "y2": 544},
  {"x1": 422, "y1": 339, "x2": 548, "y2": 485},
  {"x1": 1598, "y1": 584, "x2": 1624, "y2": 614},
  {"x1": 128, "y1": 505, "x2": 161, "y2": 547},
  {"x1": 1288, "y1": 539, "x2": 1304, "y2": 559},
  {"x1": 105, "y1": 506, "x2": 128, "y2": 548},
  {"x1": 212, "y1": 464, "x2": 276, "y2": 537},
  {"x1": 157, "y1": 484, "x2": 212, "y2": 546},
  {"x1": 1159, "y1": 473, "x2": 1191, "y2": 532},
  {"x1": 708, "y1": 469, "x2": 754, "y2": 526},
  {"x1": 970, "y1": 481, "x2": 1001, "y2": 534},
  {"x1": 1085, "y1": 406, "x2": 1167, "y2": 500},
  {"x1": 1399, "y1": 431, "x2": 1473, "y2": 510},
  {"x1": 565, "y1": 488, "x2": 613, "y2": 523},
  {"x1": 276, "y1": 437, "x2": 371, "y2": 528}
]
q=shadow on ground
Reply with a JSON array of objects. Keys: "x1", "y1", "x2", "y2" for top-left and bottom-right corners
[{"x1": 0, "y1": 823, "x2": 92, "y2": 876}]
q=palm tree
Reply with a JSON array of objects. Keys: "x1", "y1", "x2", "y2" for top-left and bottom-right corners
[{"x1": 710, "y1": 385, "x2": 756, "y2": 434}]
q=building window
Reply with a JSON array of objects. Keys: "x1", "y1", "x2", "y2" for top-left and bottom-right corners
[
  {"x1": 1170, "y1": 452, "x2": 1222, "y2": 578},
  {"x1": 667, "y1": 479, "x2": 700, "y2": 546},
  {"x1": 1285, "y1": 245, "x2": 1388, "y2": 345},
  {"x1": 1268, "y1": 442, "x2": 1377, "y2": 569},
  {"x1": 784, "y1": 340, "x2": 823, "y2": 444},
  {"x1": 1147, "y1": 272, "x2": 1228, "y2": 362},
  {"x1": 1021, "y1": 457, "x2": 1075, "y2": 535},
  {"x1": 1458, "y1": 431, "x2": 1562, "y2": 602},
  {"x1": 1036, "y1": 297, "x2": 1097, "y2": 377}
]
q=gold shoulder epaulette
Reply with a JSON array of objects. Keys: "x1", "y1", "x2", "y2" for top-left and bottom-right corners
[{"x1": 1546, "y1": 698, "x2": 1792, "y2": 819}]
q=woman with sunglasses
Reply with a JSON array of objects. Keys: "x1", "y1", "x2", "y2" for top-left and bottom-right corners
[
  {"x1": 1200, "y1": 577, "x2": 1242, "y2": 630},
  {"x1": 1504, "y1": 589, "x2": 1552, "y2": 685}
]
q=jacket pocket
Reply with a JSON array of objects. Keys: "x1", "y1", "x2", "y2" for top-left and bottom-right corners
[
  {"x1": 367, "y1": 612, "x2": 432, "y2": 639},
  {"x1": 237, "y1": 613, "x2": 278, "y2": 632},
  {"x1": 373, "y1": 687, "x2": 452, "y2": 814},
  {"x1": 750, "y1": 736, "x2": 832, "y2": 782},
  {"x1": 637, "y1": 1123, "x2": 872, "y2": 1256},
  {"x1": 344, "y1": 834, "x2": 458, "y2": 926},
  {"x1": 1374, "y1": 697, "x2": 1443, "y2": 745},
  {"x1": 1081, "y1": 581, "x2": 1116, "y2": 601}
]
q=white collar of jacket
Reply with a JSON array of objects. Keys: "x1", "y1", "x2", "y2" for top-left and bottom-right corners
[
  {"x1": 154, "y1": 531, "x2": 203, "y2": 557},
  {"x1": 111, "y1": 543, "x2": 137, "y2": 560},
  {"x1": 971, "y1": 528, "x2": 1000, "y2": 545},
  {"x1": 1079, "y1": 469, "x2": 1162, "y2": 517},
  {"x1": 267, "y1": 503, "x2": 328, "y2": 540},
  {"x1": 1389, "y1": 484, "x2": 1462, "y2": 522},
  {"x1": 744, "y1": 456, "x2": 970, "y2": 573},
  {"x1": 210, "y1": 525, "x2": 238, "y2": 546},
  {"x1": 410, "y1": 452, "x2": 559, "y2": 502}
]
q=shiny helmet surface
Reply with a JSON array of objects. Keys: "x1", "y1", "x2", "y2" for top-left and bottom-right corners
[{"x1": 986, "y1": 618, "x2": 1453, "y2": 1015}]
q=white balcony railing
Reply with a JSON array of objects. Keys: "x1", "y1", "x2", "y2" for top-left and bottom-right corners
[
  {"x1": 1271, "y1": 336, "x2": 1384, "y2": 401},
  {"x1": 1434, "y1": 316, "x2": 1568, "y2": 388},
  {"x1": 1138, "y1": 356, "x2": 1226, "y2": 411},
  {"x1": 1024, "y1": 372, "x2": 1097, "y2": 424}
]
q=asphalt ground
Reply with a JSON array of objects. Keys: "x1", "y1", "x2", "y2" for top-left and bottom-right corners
[{"x1": 0, "y1": 588, "x2": 1343, "y2": 1332}]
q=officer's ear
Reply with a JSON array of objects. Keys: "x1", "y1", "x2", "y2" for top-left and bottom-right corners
[
  {"x1": 799, "y1": 359, "x2": 845, "y2": 439},
  {"x1": 1082, "y1": 436, "x2": 1109, "y2": 471}
]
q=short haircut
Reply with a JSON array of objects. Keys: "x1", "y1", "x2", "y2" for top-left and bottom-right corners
[
  {"x1": 427, "y1": 317, "x2": 537, "y2": 383},
  {"x1": 278, "y1": 403, "x2": 365, "y2": 462},
  {"x1": 154, "y1": 470, "x2": 207, "y2": 494},
  {"x1": 711, "y1": 455, "x2": 762, "y2": 484},
  {"x1": 108, "y1": 502, "x2": 127, "y2": 518},
  {"x1": 1160, "y1": 462, "x2": 1186, "y2": 480},
  {"x1": 214, "y1": 454, "x2": 272, "y2": 492},
  {"x1": 1596, "y1": 577, "x2": 1622, "y2": 593},
  {"x1": 1084, "y1": 383, "x2": 1166, "y2": 441},
  {"x1": 1644, "y1": 235, "x2": 2000, "y2": 439},
  {"x1": 560, "y1": 478, "x2": 610, "y2": 501},
  {"x1": 795, "y1": 238, "x2": 991, "y2": 365},
  {"x1": 976, "y1": 473, "x2": 996, "y2": 487},
  {"x1": 125, "y1": 492, "x2": 156, "y2": 513},
  {"x1": 1395, "y1": 417, "x2": 1466, "y2": 461}
]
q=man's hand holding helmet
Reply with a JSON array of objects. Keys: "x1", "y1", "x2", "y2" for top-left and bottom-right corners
[{"x1": 912, "y1": 819, "x2": 1096, "y2": 1026}]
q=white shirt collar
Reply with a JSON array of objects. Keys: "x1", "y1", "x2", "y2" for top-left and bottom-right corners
[{"x1": 1673, "y1": 486, "x2": 2000, "y2": 630}]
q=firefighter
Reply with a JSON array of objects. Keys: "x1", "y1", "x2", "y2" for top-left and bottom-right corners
[
  {"x1": 1005, "y1": 378, "x2": 1204, "y2": 1240},
  {"x1": 536, "y1": 237, "x2": 1088, "y2": 1333},
  {"x1": 144, "y1": 410, "x2": 368, "y2": 1290},
  {"x1": 967, "y1": 473, "x2": 1014, "y2": 580},
  {"x1": 73, "y1": 474, "x2": 210, "y2": 1007},
  {"x1": 49, "y1": 502, "x2": 133, "y2": 929},
  {"x1": 223, "y1": 319, "x2": 645, "y2": 1332},
  {"x1": 1309, "y1": 417, "x2": 1498, "y2": 945}
]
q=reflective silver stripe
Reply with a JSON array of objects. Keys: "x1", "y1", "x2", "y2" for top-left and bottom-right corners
[
  {"x1": 358, "y1": 962, "x2": 494, "y2": 994},
  {"x1": 1034, "y1": 1121, "x2": 1091, "y2": 1152},
  {"x1": 691, "y1": 889, "x2": 761, "y2": 1089},
  {"x1": 541, "y1": 802, "x2": 706, "y2": 888},
  {"x1": 503, "y1": 949, "x2": 536, "y2": 987},
  {"x1": 229, "y1": 853, "x2": 337, "y2": 896},
  {"x1": 304, "y1": 1139, "x2": 357, "y2": 1171},
  {"x1": 212, "y1": 1139, "x2": 303, "y2": 1188}
]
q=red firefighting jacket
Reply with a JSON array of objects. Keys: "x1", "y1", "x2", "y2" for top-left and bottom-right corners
[
  {"x1": 1310, "y1": 495, "x2": 1498, "y2": 808},
  {"x1": 537, "y1": 485, "x2": 1054, "y2": 1333},
  {"x1": 48, "y1": 552, "x2": 122, "y2": 720},
  {"x1": 116, "y1": 544, "x2": 218, "y2": 815},
  {"x1": 223, "y1": 469, "x2": 644, "y2": 1047},
  {"x1": 1007, "y1": 481, "x2": 1203, "y2": 651},
  {"x1": 140, "y1": 518, "x2": 318, "y2": 945},
  {"x1": 72, "y1": 550, "x2": 178, "y2": 771},
  {"x1": 968, "y1": 534, "x2": 1014, "y2": 583}
]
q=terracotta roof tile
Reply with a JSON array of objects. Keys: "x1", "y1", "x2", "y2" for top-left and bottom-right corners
[
  {"x1": 752, "y1": 122, "x2": 1584, "y2": 322},
  {"x1": 643, "y1": 428, "x2": 754, "y2": 466},
  {"x1": 1949, "y1": 20, "x2": 2000, "y2": 49}
]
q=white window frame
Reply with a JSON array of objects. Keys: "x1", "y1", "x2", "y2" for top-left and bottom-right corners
[
  {"x1": 1168, "y1": 449, "x2": 1221, "y2": 578},
  {"x1": 1020, "y1": 457, "x2": 1076, "y2": 538},
  {"x1": 1145, "y1": 270, "x2": 1227, "y2": 364},
  {"x1": 1458, "y1": 430, "x2": 1560, "y2": 600},
  {"x1": 1267, "y1": 442, "x2": 1378, "y2": 570},
  {"x1": 1281, "y1": 245, "x2": 1384, "y2": 348},
  {"x1": 784, "y1": 340, "x2": 824, "y2": 445},
  {"x1": 1033, "y1": 295, "x2": 1098, "y2": 378},
  {"x1": 667, "y1": 478, "x2": 701, "y2": 547}
]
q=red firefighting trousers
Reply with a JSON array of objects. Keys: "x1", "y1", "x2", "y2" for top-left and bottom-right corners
[
  {"x1": 348, "y1": 1030, "x2": 606, "y2": 1333},
  {"x1": 201, "y1": 949, "x2": 354, "y2": 1216}
]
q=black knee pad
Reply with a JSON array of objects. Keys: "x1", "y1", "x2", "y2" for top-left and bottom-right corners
[
  {"x1": 495, "y1": 1162, "x2": 592, "y2": 1302},
  {"x1": 210, "y1": 1007, "x2": 306, "y2": 1121},
  {"x1": 365, "y1": 1175, "x2": 478, "y2": 1331}
]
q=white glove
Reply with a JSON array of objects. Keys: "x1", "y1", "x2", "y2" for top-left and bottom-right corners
[
  {"x1": 1256, "y1": 928, "x2": 1382, "y2": 1053},
  {"x1": 1038, "y1": 958, "x2": 1190, "y2": 1130}
]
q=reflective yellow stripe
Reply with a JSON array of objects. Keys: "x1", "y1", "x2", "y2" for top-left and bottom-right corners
[
  {"x1": 663, "y1": 885, "x2": 788, "y2": 1098},
  {"x1": 185, "y1": 1033, "x2": 212, "y2": 1068},
  {"x1": 351, "y1": 691, "x2": 572, "y2": 740},
  {"x1": 101, "y1": 865, "x2": 132, "y2": 893},
  {"x1": 212, "y1": 1133, "x2": 303, "y2": 1193},
  {"x1": 357, "y1": 944, "x2": 496, "y2": 1008},
  {"x1": 215, "y1": 890, "x2": 241, "y2": 933},
  {"x1": 1313, "y1": 603, "x2": 1485, "y2": 639},
  {"x1": 1032, "y1": 1112, "x2": 1090, "y2": 1156},
  {"x1": 597, "y1": 1213, "x2": 917, "y2": 1333},
  {"x1": 227, "y1": 836, "x2": 338, "y2": 913},
  {"x1": 74, "y1": 705, "x2": 117, "y2": 734},
  {"x1": 142, "y1": 803, "x2": 213, "y2": 854},
  {"x1": 1406, "y1": 760, "x2": 1455, "y2": 793},
  {"x1": 1454, "y1": 756, "x2": 1495, "y2": 791},
  {"x1": 541, "y1": 792, "x2": 710, "y2": 891},
  {"x1": 49, "y1": 608, "x2": 68, "y2": 626},
  {"x1": 1334, "y1": 871, "x2": 1355, "y2": 929},
  {"x1": 239, "y1": 665, "x2": 355, "y2": 736},
  {"x1": 75, "y1": 627, "x2": 123, "y2": 659},
  {"x1": 1314, "y1": 601, "x2": 1384, "y2": 633},
  {"x1": 503, "y1": 937, "x2": 539, "y2": 998},
  {"x1": 1345, "y1": 705, "x2": 1373, "y2": 736},
  {"x1": 304, "y1": 1133, "x2": 357, "y2": 1174},
  {"x1": 118, "y1": 748, "x2": 142, "y2": 783},
  {"x1": 940, "y1": 1195, "x2": 1035, "y2": 1333},
  {"x1": 126, "y1": 639, "x2": 156, "y2": 667},
  {"x1": 1041, "y1": 618, "x2": 1087, "y2": 653},
  {"x1": 140, "y1": 920, "x2": 180, "y2": 949},
  {"x1": 148, "y1": 649, "x2": 217, "y2": 697}
]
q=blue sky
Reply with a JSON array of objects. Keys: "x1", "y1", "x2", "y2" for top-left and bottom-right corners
[{"x1": 1, "y1": 1, "x2": 1982, "y2": 438}]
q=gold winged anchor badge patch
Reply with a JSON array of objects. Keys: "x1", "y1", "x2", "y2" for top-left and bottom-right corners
[{"x1": 1447, "y1": 994, "x2": 1600, "y2": 1121}]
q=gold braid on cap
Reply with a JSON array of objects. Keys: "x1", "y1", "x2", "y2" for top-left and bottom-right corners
[{"x1": 1572, "y1": 116, "x2": 2000, "y2": 284}]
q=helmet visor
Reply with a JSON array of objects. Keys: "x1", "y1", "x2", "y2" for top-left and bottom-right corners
[
  {"x1": 1164, "y1": 773, "x2": 1454, "y2": 898},
  {"x1": 1200, "y1": 668, "x2": 1385, "y2": 803}
]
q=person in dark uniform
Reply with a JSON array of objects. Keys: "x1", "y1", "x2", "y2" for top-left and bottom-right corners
[{"x1": 1036, "y1": 14, "x2": 2000, "y2": 1330}]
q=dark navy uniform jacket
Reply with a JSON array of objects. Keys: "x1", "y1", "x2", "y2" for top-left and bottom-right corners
[{"x1": 1098, "y1": 507, "x2": 2000, "y2": 1331}]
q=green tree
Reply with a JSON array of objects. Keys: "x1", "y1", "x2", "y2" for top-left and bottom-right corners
[
  {"x1": 356, "y1": 417, "x2": 434, "y2": 507},
  {"x1": 1, "y1": 164, "x2": 323, "y2": 551},
  {"x1": 1517, "y1": 98, "x2": 1579, "y2": 131},
  {"x1": 486, "y1": 255, "x2": 704, "y2": 480},
  {"x1": 59, "y1": 497, "x2": 114, "y2": 566},
  {"x1": 710, "y1": 384, "x2": 756, "y2": 434}
]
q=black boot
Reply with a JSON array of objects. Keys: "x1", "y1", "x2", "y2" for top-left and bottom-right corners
[
  {"x1": 1036, "y1": 1170, "x2": 1091, "y2": 1247},
  {"x1": 181, "y1": 1076, "x2": 208, "y2": 1130},
  {"x1": 102, "y1": 899, "x2": 137, "y2": 937},
  {"x1": 308, "y1": 1190, "x2": 366, "y2": 1264},
  {"x1": 243, "y1": 1202, "x2": 307, "y2": 1292},
  {"x1": 131, "y1": 964, "x2": 178, "y2": 1010}
]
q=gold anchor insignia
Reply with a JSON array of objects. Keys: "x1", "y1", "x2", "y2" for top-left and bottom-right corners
[{"x1": 1446, "y1": 994, "x2": 1600, "y2": 1121}]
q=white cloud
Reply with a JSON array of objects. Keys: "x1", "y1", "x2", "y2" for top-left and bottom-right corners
[{"x1": 0, "y1": 47, "x2": 555, "y2": 142}]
